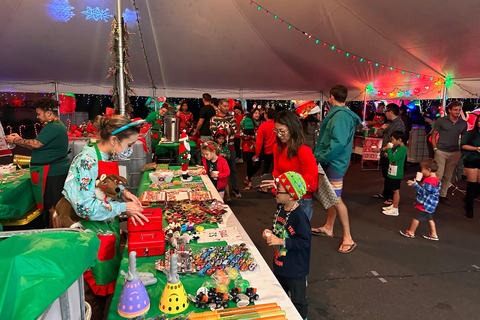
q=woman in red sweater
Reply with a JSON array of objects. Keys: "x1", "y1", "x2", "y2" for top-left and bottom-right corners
[
  {"x1": 175, "y1": 100, "x2": 194, "y2": 132},
  {"x1": 262, "y1": 111, "x2": 318, "y2": 220}
]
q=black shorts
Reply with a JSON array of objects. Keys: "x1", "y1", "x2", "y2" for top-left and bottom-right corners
[
  {"x1": 385, "y1": 177, "x2": 401, "y2": 191},
  {"x1": 415, "y1": 209, "x2": 434, "y2": 221},
  {"x1": 463, "y1": 158, "x2": 480, "y2": 169}
]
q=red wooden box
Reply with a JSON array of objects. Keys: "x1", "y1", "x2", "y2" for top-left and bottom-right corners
[
  {"x1": 128, "y1": 230, "x2": 165, "y2": 257},
  {"x1": 127, "y1": 207, "x2": 163, "y2": 233}
]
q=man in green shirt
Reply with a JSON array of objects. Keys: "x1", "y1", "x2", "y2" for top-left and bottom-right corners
[
  {"x1": 145, "y1": 103, "x2": 168, "y2": 150},
  {"x1": 6, "y1": 98, "x2": 70, "y2": 227}
]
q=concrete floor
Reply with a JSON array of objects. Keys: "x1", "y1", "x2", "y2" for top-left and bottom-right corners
[{"x1": 229, "y1": 160, "x2": 480, "y2": 320}]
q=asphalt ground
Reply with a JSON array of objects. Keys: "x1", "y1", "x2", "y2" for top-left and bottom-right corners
[{"x1": 229, "y1": 159, "x2": 480, "y2": 320}]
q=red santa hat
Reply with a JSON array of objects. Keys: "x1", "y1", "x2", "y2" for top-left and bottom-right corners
[{"x1": 179, "y1": 130, "x2": 189, "y2": 142}]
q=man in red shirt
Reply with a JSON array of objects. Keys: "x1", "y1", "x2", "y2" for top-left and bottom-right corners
[{"x1": 254, "y1": 109, "x2": 277, "y2": 176}]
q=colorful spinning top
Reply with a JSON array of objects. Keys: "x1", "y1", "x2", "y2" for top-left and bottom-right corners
[
  {"x1": 159, "y1": 254, "x2": 190, "y2": 314},
  {"x1": 117, "y1": 251, "x2": 150, "y2": 318}
]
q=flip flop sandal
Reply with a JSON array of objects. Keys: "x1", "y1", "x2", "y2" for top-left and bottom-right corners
[
  {"x1": 311, "y1": 228, "x2": 334, "y2": 237},
  {"x1": 372, "y1": 194, "x2": 386, "y2": 199},
  {"x1": 338, "y1": 242, "x2": 357, "y2": 254},
  {"x1": 383, "y1": 199, "x2": 393, "y2": 205}
]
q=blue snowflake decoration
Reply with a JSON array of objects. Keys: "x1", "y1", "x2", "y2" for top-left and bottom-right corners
[
  {"x1": 82, "y1": 6, "x2": 113, "y2": 22},
  {"x1": 122, "y1": 8, "x2": 137, "y2": 24},
  {"x1": 45, "y1": 0, "x2": 75, "y2": 22}
]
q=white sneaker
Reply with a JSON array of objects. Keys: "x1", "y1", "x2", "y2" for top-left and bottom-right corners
[
  {"x1": 382, "y1": 205, "x2": 394, "y2": 211},
  {"x1": 383, "y1": 208, "x2": 399, "y2": 216}
]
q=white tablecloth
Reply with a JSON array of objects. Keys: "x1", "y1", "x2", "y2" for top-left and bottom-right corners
[{"x1": 201, "y1": 175, "x2": 302, "y2": 320}]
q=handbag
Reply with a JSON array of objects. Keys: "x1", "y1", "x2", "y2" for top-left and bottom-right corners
[{"x1": 313, "y1": 164, "x2": 339, "y2": 209}]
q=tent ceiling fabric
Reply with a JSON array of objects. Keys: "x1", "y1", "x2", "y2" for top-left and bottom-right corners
[{"x1": 1, "y1": 0, "x2": 480, "y2": 100}]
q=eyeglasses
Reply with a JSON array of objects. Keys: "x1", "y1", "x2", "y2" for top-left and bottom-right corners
[
  {"x1": 272, "y1": 129, "x2": 289, "y2": 136},
  {"x1": 385, "y1": 109, "x2": 392, "y2": 113}
]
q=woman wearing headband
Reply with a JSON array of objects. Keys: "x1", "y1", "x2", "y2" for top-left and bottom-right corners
[{"x1": 62, "y1": 115, "x2": 148, "y2": 320}]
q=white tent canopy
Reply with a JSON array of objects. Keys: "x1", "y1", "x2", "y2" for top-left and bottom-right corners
[{"x1": 1, "y1": 0, "x2": 480, "y2": 100}]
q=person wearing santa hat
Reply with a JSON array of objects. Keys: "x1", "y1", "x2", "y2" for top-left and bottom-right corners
[
  {"x1": 301, "y1": 105, "x2": 322, "y2": 151},
  {"x1": 178, "y1": 130, "x2": 192, "y2": 181}
]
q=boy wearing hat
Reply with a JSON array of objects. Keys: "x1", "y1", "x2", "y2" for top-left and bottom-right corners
[{"x1": 262, "y1": 171, "x2": 311, "y2": 320}]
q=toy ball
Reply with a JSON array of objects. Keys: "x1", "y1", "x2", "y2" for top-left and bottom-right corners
[
  {"x1": 217, "y1": 284, "x2": 229, "y2": 293},
  {"x1": 227, "y1": 268, "x2": 239, "y2": 280},
  {"x1": 202, "y1": 279, "x2": 216, "y2": 289}
]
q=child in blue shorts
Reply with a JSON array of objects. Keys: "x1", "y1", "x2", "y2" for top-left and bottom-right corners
[{"x1": 400, "y1": 158, "x2": 441, "y2": 240}]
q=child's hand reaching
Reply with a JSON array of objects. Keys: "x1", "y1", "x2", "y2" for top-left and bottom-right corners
[
  {"x1": 407, "y1": 179, "x2": 416, "y2": 186},
  {"x1": 266, "y1": 233, "x2": 284, "y2": 246}
]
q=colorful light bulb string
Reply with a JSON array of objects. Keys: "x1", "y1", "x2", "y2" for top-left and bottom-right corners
[{"x1": 248, "y1": 0, "x2": 443, "y2": 82}]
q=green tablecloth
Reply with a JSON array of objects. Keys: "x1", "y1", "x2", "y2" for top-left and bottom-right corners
[
  {"x1": 0, "y1": 231, "x2": 100, "y2": 320},
  {"x1": 0, "y1": 169, "x2": 35, "y2": 220},
  {"x1": 155, "y1": 140, "x2": 196, "y2": 156},
  {"x1": 107, "y1": 169, "x2": 233, "y2": 319}
]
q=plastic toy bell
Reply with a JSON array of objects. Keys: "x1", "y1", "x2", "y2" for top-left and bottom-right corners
[
  {"x1": 159, "y1": 254, "x2": 190, "y2": 314},
  {"x1": 117, "y1": 251, "x2": 150, "y2": 318}
]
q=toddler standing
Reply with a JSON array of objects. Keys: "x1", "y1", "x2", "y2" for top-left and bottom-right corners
[
  {"x1": 383, "y1": 131, "x2": 407, "y2": 216},
  {"x1": 400, "y1": 158, "x2": 441, "y2": 240}
]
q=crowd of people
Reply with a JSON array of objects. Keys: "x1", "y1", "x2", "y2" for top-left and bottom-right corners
[{"x1": 6, "y1": 87, "x2": 477, "y2": 320}]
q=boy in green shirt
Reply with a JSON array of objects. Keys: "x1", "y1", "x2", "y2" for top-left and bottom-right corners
[{"x1": 383, "y1": 131, "x2": 407, "y2": 216}]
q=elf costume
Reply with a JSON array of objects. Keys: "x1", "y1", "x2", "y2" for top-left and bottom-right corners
[{"x1": 178, "y1": 130, "x2": 192, "y2": 181}]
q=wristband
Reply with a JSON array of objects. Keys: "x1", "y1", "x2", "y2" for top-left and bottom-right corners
[{"x1": 433, "y1": 147, "x2": 437, "y2": 151}]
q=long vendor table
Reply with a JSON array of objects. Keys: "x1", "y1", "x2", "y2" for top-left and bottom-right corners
[{"x1": 107, "y1": 168, "x2": 302, "y2": 320}]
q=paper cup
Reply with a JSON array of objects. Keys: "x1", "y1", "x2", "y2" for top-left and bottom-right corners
[
  {"x1": 416, "y1": 172, "x2": 423, "y2": 181},
  {"x1": 212, "y1": 171, "x2": 219, "y2": 180}
]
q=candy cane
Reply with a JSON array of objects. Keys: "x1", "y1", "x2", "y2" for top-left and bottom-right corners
[
  {"x1": 19, "y1": 125, "x2": 26, "y2": 137},
  {"x1": 67, "y1": 119, "x2": 71, "y2": 132},
  {"x1": 34, "y1": 123, "x2": 41, "y2": 136},
  {"x1": 5, "y1": 126, "x2": 12, "y2": 135}
]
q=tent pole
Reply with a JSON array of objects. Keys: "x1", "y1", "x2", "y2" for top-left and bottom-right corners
[
  {"x1": 442, "y1": 82, "x2": 447, "y2": 117},
  {"x1": 152, "y1": 88, "x2": 157, "y2": 111},
  {"x1": 54, "y1": 82, "x2": 59, "y2": 101},
  {"x1": 363, "y1": 87, "x2": 367, "y2": 123},
  {"x1": 116, "y1": 0, "x2": 125, "y2": 116}
]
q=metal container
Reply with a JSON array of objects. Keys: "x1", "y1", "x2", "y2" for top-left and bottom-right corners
[{"x1": 164, "y1": 116, "x2": 179, "y2": 142}]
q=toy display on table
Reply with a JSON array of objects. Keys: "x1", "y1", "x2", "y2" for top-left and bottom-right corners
[
  {"x1": 149, "y1": 181, "x2": 174, "y2": 190},
  {"x1": 155, "y1": 237, "x2": 196, "y2": 275},
  {"x1": 165, "y1": 189, "x2": 190, "y2": 202},
  {"x1": 163, "y1": 200, "x2": 227, "y2": 226},
  {"x1": 194, "y1": 243, "x2": 258, "y2": 276},
  {"x1": 139, "y1": 190, "x2": 166, "y2": 206},
  {"x1": 178, "y1": 130, "x2": 193, "y2": 181},
  {"x1": 117, "y1": 251, "x2": 151, "y2": 319},
  {"x1": 159, "y1": 254, "x2": 190, "y2": 314},
  {"x1": 181, "y1": 180, "x2": 204, "y2": 189},
  {"x1": 188, "y1": 190, "x2": 213, "y2": 202},
  {"x1": 149, "y1": 170, "x2": 174, "y2": 183}
]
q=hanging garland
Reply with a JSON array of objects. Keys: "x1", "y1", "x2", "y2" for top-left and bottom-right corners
[{"x1": 107, "y1": 16, "x2": 135, "y2": 114}]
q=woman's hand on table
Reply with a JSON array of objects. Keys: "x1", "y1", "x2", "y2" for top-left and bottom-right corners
[
  {"x1": 126, "y1": 202, "x2": 149, "y2": 226},
  {"x1": 122, "y1": 189, "x2": 142, "y2": 207},
  {"x1": 266, "y1": 234, "x2": 283, "y2": 246}
]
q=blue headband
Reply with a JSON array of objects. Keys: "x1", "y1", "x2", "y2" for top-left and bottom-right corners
[{"x1": 112, "y1": 119, "x2": 146, "y2": 135}]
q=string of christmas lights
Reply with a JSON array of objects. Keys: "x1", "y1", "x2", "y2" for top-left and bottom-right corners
[
  {"x1": 132, "y1": 0, "x2": 156, "y2": 90},
  {"x1": 366, "y1": 80, "x2": 443, "y2": 98},
  {"x1": 248, "y1": 0, "x2": 444, "y2": 82}
]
